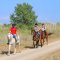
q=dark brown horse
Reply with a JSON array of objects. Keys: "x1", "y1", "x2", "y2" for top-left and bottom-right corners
[
  {"x1": 39, "y1": 29, "x2": 48, "y2": 47},
  {"x1": 31, "y1": 29, "x2": 40, "y2": 48}
]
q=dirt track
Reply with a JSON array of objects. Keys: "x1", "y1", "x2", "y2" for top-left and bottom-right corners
[{"x1": 0, "y1": 40, "x2": 60, "y2": 60}]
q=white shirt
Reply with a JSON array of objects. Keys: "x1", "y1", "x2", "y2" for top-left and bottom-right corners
[
  {"x1": 42, "y1": 26, "x2": 46, "y2": 31},
  {"x1": 34, "y1": 26, "x2": 39, "y2": 32}
]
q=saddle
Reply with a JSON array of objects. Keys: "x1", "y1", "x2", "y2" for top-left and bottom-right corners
[{"x1": 33, "y1": 31, "x2": 40, "y2": 41}]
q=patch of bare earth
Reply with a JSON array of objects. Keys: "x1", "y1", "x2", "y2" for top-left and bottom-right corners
[{"x1": 35, "y1": 49, "x2": 60, "y2": 60}]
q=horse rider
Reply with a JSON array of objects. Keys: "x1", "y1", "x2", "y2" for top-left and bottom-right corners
[
  {"x1": 33, "y1": 23, "x2": 40, "y2": 37},
  {"x1": 9, "y1": 23, "x2": 17, "y2": 42},
  {"x1": 41, "y1": 23, "x2": 46, "y2": 35}
]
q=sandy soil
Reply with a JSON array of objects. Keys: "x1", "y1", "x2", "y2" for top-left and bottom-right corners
[{"x1": 0, "y1": 40, "x2": 60, "y2": 60}]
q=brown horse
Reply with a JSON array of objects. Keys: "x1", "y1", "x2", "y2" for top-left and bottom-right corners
[
  {"x1": 31, "y1": 29, "x2": 40, "y2": 48},
  {"x1": 39, "y1": 29, "x2": 48, "y2": 47},
  {"x1": 31, "y1": 29, "x2": 48, "y2": 48}
]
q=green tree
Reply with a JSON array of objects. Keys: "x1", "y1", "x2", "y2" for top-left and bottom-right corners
[{"x1": 10, "y1": 3, "x2": 37, "y2": 28}]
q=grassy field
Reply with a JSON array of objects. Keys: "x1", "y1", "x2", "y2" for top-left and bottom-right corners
[{"x1": 0, "y1": 23, "x2": 60, "y2": 59}]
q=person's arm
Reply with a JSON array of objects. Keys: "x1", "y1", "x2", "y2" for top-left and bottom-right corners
[
  {"x1": 44, "y1": 26, "x2": 46, "y2": 30},
  {"x1": 9, "y1": 28, "x2": 11, "y2": 33}
]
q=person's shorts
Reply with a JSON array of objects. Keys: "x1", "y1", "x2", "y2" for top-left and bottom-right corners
[{"x1": 13, "y1": 34, "x2": 16, "y2": 39}]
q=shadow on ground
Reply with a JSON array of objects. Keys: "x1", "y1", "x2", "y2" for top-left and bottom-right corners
[
  {"x1": 25, "y1": 45, "x2": 42, "y2": 49},
  {"x1": 25, "y1": 46, "x2": 34, "y2": 49},
  {"x1": 0, "y1": 51, "x2": 13, "y2": 55}
]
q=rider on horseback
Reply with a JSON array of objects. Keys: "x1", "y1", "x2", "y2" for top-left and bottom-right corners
[
  {"x1": 41, "y1": 23, "x2": 46, "y2": 35},
  {"x1": 34, "y1": 23, "x2": 40, "y2": 37},
  {"x1": 10, "y1": 23, "x2": 17, "y2": 42}
]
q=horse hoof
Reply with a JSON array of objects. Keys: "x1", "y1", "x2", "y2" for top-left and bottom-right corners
[
  {"x1": 36, "y1": 46, "x2": 38, "y2": 48},
  {"x1": 41, "y1": 44, "x2": 43, "y2": 47},
  {"x1": 33, "y1": 45, "x2": 35, "y2": 48},
  {"x1": 13, "y1": 52, "x2": 16, "y2": 55},
  {"x1": 7, "y1": 53, "x2": 10, "y2": 56}
]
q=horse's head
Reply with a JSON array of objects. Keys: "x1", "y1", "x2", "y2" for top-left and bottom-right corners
[{"x1": 39, "y1": 29, "x2": 42, "y2": 33}]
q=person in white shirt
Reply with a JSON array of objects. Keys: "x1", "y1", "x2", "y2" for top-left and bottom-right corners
[
  {"x1": 34, "y1": 23, "x2": 39, "y2": 32},
  {"x1": 34, "y1": 23, "x2": 40, "y2": 36},
  {"x1": 41, "y1": 23, "x2": 46, "y2": 35}
]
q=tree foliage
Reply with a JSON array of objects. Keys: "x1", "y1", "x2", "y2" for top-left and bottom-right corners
[{"x1": 10, "y1": 3, "x2": 37, "y2": 28}]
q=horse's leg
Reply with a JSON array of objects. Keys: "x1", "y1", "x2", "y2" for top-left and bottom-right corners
[
  {"x1": 40, "y1": 38, "x2": 43, "y2": 47},
  {"x1": 40, "y1": 36, "x2": 44, "y2": 47},
  {"x1": 11, "y1": 38, "x2": 16, "y2": 54},
  {"x1": 33, "y1": 36, "x2": 36, "y2": 48},
  {"x1": 13, "y1": 44, "x2": 16, "y2": 54},
  {"x1": 42, "y1": 35, "x2": 44, "y2": 45},
  {"x1": 33, "y1": 41, "x2": 36, "y2": 48},
  {"x1": 43, "y1": 38, "x2": 44, "y2": 45},
  {"x1": 16, "y1": 41, "x2": 21, "y2": 53},
  {"x1": 36, "y1": 40, "x2": 39, "y2": 48},
  {"x1": 8, "y1": 44, "x2": 11, "y2": 55},
  {"x1": 14, "y1": 48, "x2": 16, "y2": 54},
  {"x1": 39, "y1": 34, "x2": 43, "y2": 47},
  {"x1": 40, "y1": 39, "x2": 42, "y2": 47},
  {"x1": 43, "y1": 33, "x2": 45, "y2": 45},
  {"x1": 18, "y1": 42, "x2": 21, "y2": 53}
]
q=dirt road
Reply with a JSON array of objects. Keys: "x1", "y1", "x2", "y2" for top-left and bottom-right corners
[{"x1": 0, "y1": 40, "x2": 60, "y2": 60}]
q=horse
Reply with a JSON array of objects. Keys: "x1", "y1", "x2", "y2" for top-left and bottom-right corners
[
  {"x1": 31, "y1": 29, "x2": 40, "y2": 48},
  {"x1": 31, "y1": 28, "x2": 48, "y2": 48},
  {"x1": 39, "y1": 29, "x2": 48, "y2": 47},
  {"x1": 7, "y1": 33, "x2": 20, "y2": 55}
]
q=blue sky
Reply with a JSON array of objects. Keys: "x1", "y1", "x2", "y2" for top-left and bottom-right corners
[{"x1": 0, "y1": 0, "x2": 60, "y2": 24}]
